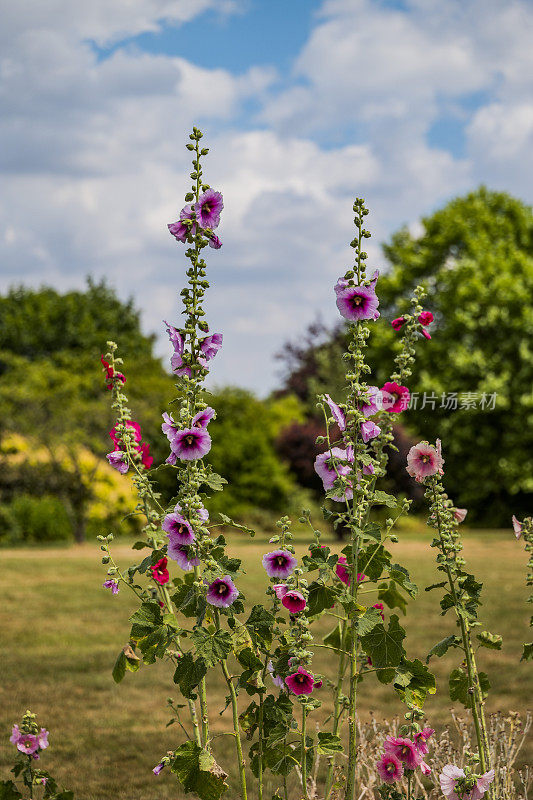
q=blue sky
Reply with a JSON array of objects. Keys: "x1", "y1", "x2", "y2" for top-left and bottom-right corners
[{"x1": 1, "y1": 0, "x2": 532, "y2": 393}]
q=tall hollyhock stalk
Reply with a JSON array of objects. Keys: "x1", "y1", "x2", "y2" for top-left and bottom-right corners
[
  {"x1": 512, "y1": 514, "x2": 533, "y2": 662},
  {"x1": 407, "y1": 441, "x2": 498, "y2": 798}
]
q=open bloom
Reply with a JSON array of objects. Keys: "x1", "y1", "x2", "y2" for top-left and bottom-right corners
[
  {"x1": 151, "y1": 557, "x2": 169, "y2": 585},
  {"x1": 168, "y1": 544, "x2": 200, "y2": 571},
  {"x1": 418, "y1": 311, "x2": 434, "y2": 326},
  {"x1": 106, "y1": 450, "x2": 129, "y2": 474},
  {"x1": 335, "y1": 556, "x2": 366, "y2": 587},
  {"x1": 171, "y1": 428, "x2": 212, "y2": 461},
  {"x1": 17, "y1": 734, "x2": 39, "y2": 755},
  {"x1": 195, "y1": 189, "x2": 224, "y2": 229},
  {"x1": 324, "y1": 394, "x2": 346, "y2": 431},
  {"x1": 103, "y1": 578, "x2": 119, "y2": 595},
  {"x1": 168, "y1": 204, "x2": 198, "y2": 243},
  {"x1": 192, "y1": 407, "x2": 215, "y2": 428},
  {"x1": 314, "y1": 448, "x2": 351, "y2": 486},
  {"x1": 382, "y1": 381, "x2": 410, "y2": 413},
  {"x1": 361, "y1": 420, "x2": 381, "y2": 443},
  {"x1": 391, "y1": 317, "x2": 406, "y2": 331},
  {"x1": 377, "y1": 752, "x2": 404, "y2": 783},
  {"x1": 206, "y1": 576, "x2": 239, "y2": 608},
  {"x1": 262, "y1": 550, "x2": 297, "y2": 579},
  {"x1": 164, "y1": 320, "x2": 184, "y2": 352},
  {"x1": 200, "y1": 333, "x2": 223, "y2": 361},
  {"x1": 406, "y1": 440, "x2": 444, "y2": 483},
  {"x1": 285, "y1": 667, "x2": 314, "y2": 695},
  {"x1": 162, "y1": 510, "x2": 195, "y2": 545},
  {"x1": 273, "y1": 584, "x2": 289, "y2": 600},
  {"x1": 413, "y1": 728, "x2": 434, "y2": 755},
  {"x1": 439, "y1": 765, "x2": 495, "y2": 800},
  {"x1": 335, "y1": 270, "x2": 380, "y2": 321},
  {"x1": 37, "y1": 729, "x2": 49, "y2": 750},
  {"x1": 282, "y1": 590, "x2": 306, "y2": 613},
  {"x1": 454, "y1": 508, "x2": 468, "y2": 523},
  {"x1": 512, "y1": 515, "x2": 523, "y2": 539},
  {"x1": 10, "y1": 726, "x2": 22, "y2": 746},
  {"x1": 360, "y1": 385, "x2": 383, "y2": 416},
  {"x1": 384, "y1": 737, "x2": 422, "y2": 770}
]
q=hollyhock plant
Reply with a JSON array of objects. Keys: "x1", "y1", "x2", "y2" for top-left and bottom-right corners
[
  {"x1": 381, "y1": 381, "x2": 410, "y2": 413},
  {"x1": 285, "y1": 667, "x2": 314, "y2": 696},
  {"x1": 267, "y1": 660, "x2": 284, "y2": 689},
  {"x1": 106, "y1": 450, "x2": 129, "y2": 474},
  {"x1": 325, "y1": 394, "x2": 346, "y2": 431},
  {"x1": 169, "y1": 427, "x2": 212, "y2": 461},
  {"x1": 360, "y1": 385, "x2": 383, "y2": 416},
  {"x1": 335, "y1": 556, "x2": 366, "y2": 587},
  {"x1": 391, "y1": 316, "x2": 406, "y2": 331},
  {"x1": 191, "y1": 407, "x2": 215, "y2": 428},
  {"x1": 360, "y1": 419, "x2": 381, "y2": 443},
  {"x1": 418, "y1": 310, "x2": 434, "y2": 326},
  {"x1": 103, "y1": 578, "x2": 119, "y2": 595},
  {"x1": 168, "y1": 543, "x2": 200, "y2": 571},
  {"x1": 151, "y1": 557, "x2": 170, "y2": 585},
  {"x1": 101, "y1": 355, "x2": 125, "y2": 389},
  {"x1": 440, "y1": 765, "x2": 495, "y2": 800},
  {"x1": 273, "y1": 583, "x2": 289, "y2": 600},
  {"x1": 206, "y1": 576, "x2": 239, "y2": 608},
  {"x1": 6, "y1": 712, "x2": 71, "y2": 799},
  {"x1": 168, "y1": 203, "x2": 198, "y2": 243},
  {"x1": 262, "y1": 549, "x2": 297, "y2": 578},
  {"x1": 282, "y1": 590, "x2": 306, "y2": 613},
  {"x1": 335, "y1": 270, "x2": 380, "y2": 321},
  {"x1": 406, "y1": 440, "x2": 444, "y2": 482},
  {"x1": 314, "y1": 447, "x2": 351, "y2": 486},
  {"x1": 384, "y1": 736, "x2": 423, "y2": 770},
  {"x1": 512, "y1": 514, "x2": 523, "y2": 538},
  {"x1": 377, "y1": 752, "x2": 404, "y2": 783},
  {"x1": 195, "y1": 188, "x2": 224, "y2": 229},
  {"x1": 455, "y1": 508, "x2": 468, "y2": 523},
  {"x1": 200, "y1": 333, "x2": 223, "y2": 360},
  {"x1": 162, "y1": 510, "x2": 195, "y2": 545},
  {"x1": 413, "y1": 727, "x2": 435, "y2": 755}
]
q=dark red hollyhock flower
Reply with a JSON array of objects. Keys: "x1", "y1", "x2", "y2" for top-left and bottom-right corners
[
  {"x1": 391, "y1": 316, "x2": 406, "y2": 331},
  {"x1": 151, "y1": 557, "x2": 170, "y2": 585},
  {"x1": 101, "y1": 355, "x2": 125, "y2": 390}
]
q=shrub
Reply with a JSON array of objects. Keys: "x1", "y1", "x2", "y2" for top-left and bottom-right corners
[{"x1": 10, "y1": 494, "x2": 73, "y2": 543}]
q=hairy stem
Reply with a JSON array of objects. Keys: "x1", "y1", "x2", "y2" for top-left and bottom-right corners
[
  {"x1": 301, "y1": 704, "x2": 309, "y2": 800},
  {"x1": 324, "y1": 619, "x2": 347, "y2": 798}
]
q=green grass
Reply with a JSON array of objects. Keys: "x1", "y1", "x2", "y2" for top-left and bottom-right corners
[{"x1": 1, "y1": 529, "x2": 530, "y2": 798}]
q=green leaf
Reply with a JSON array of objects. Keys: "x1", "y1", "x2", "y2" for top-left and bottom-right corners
[
  {"x1": 237, "y1": 648, "x2": 264, "y2": 672},
  {"x1": 357, "y1": 544, "x2": 390, "y2": 582},
  {"x1": 389, "y1": 564, "x2": 418, "y2": 598},
  {"x1": 356, "y1": 607, "x2": 383, "y2": 636},
  {"x1": 132, "y1": 540, "x2": 151, "y2": 550},
  {"x1": 173, "y1": 653, "x2": 208, "y2": 699},
  {"x1": 476, "y1": 631, "x2": 502, "y2": 650},
  {"x1": 0, "y1": 781, "x2": 22, "y2": 800},
  {"x1": 171, "y1": 741, "x2": 228, "y2": 800},
  {"x1": 449, "y1": 668, "x2": 491, "y2": 708},
  {"x1": 129, "y1": 600, "x2": 163, "y2": 638},
  {"x1": 307, "y1": 582, "x2": 337, "y2": 616},
  {"x1": 191, "y1": 628, "x2": 233, "y2": 667},
  {"x1": 316, "y1": 732, "x2": 344, "y2": 755},
  {"x1": 427, "y1": 635, "x2": 461, "y2": 661},
  {"x1": 246, "y1": 606, "x2": 275, "y2": 648},
  {"x1": 360, "y1": 615, "x2": 406, "y2": 669},
  {"x1": 521, "y1": 642, "x2": 533, "y2": 661},
  {"x1": 371, "y1": 490, "x2": 398, "y2": 508},
  {"x1": 393, "y1": 658, "x2": 436, "y2": 708},
  {"x1": 203, "y1": 472, "x2": 228, "y2": 492},
  {"x1": 363, "y1": 522, "x2": 381, "y2": 541},
  {"x1": 112, "y1": 650, "x2": 126, "y2": 683},
  {"x1": 378, "y1": 581, "x2": 407, "y2": 615},
  {"x1": 217, "y1": 514, "x2": 255, "y2": 536}
]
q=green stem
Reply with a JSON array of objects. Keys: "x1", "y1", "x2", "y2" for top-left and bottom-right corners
[
  {"x1": 324, "y1": 620, "x2": 347, "y2": 798},
  {"x1": 301, "y1": 704, "x2": 309, "y2": 800}
]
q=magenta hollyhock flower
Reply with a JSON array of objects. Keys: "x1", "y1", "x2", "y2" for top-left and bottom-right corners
[
  {"x1": 314, "y1": 448, "x2": 351, "y2": 486},
  {"x1": 206, "y1": 575, "x2": 239, "y2": 608},
  {"x1": 168, "y1": 204, "x2": 198, "y2": 243},
  {"x1": 382, "y1": 381, "x2": 410, "y2": 413},
  {"x1": 267, "y1": 660, "x2": 284, "y2": 688},
  {"x1": 168, "y1": 543, "x2": 200, "y2": 571},
  {"x1": 153, "y1": 762, "x2": 165, "y2": 776},
  {"x1": 421, "y1": 327, "x2": 431, "y2": 340},
  {"x1": 377, "y1": 752, "x2": 404, "y2": 783},
  {"x1": 37, "y1": 729, "x2": 49, "y2": 750},
  {"x1": 103, "y1": 578, "x2": 119, "y2": 595},
  {"x1": 109, "y1": 420, "x2": 141, "y2": 448},
  {"x1": 391, "y1": 317, "x2": 406, "y2": 331},
  {"x1": 273, "y1": 584, "x2": 289, "y2": 600},
  {"x1": 192, "y1": 407, "x2": 215, "y2": 428},
  {"x1": 413, "y1": 728, "x2": 434, "y2": 755},
  {"x1": 162, "y1": 511, "x2": 195, "y2": 545},
  {"x1": 384, "y1": 737, "x2": 422, "y2": 770},
  {"x1": 170, "y1": 350, "x2": 192, "y2": 378},
  {"x1": 282, "y1": 590, "x2": 306, "y2": 613},
  {"x1": 200, "y1": 333, "x2": 223, "y2": 361},
  {"x1": 420, "y1": 761, "x2": 431, "y2": 776},
  {"x1": 335, "y1": 270, "x2": 380, "y2": 321},
  {"x1": 454, "y1": 508, "x2": 468, "y2": 523},
  {"x1": 101, "y1": 355, "x2": 126, "y2": 390},
  {"x1": 360, "y1": 385, "x2": 383, "y2": 416},
  {"x1": 17, "y1": 734, "x2": 39, "y2": 755},
  {"x1": 262, "y1": 550, "x2": 297, "y2": 579},
  {"x1": 406, "y1": 440, "x2": 444, "y2": 483},
  {"x1": 512, "y1": 515, "x2": 523, "y2": 539},
  {"x1": 324, "y1": 394, "x2": 346, "y2": 431},
  {"x1": 106, "y1": 450, "x2": 129, "y2": 474},
  {"x1": 335, "y1": 556, "x2": 366, "y2": 587},
  {"x1": 195, "y1": 189, "x2": 224, "y2": 229},
  {"x1": 151, "y1": 557, "x2": 169, "y2": 585},
  {"x1": 361, "y1": 420, "x2": 381, "y2": 443},
  {"x1": 285, "y1": 667, "x2": 314, "y2": 696},
  {"x1": 171, "y1": 428, "x2": 212, "y2": 461},
  {"x1": 163, "y1": 320, "x2": 183, "y2": 352},
  {"x1": 418, "y1": 311, "x2": 434, "y2": 326},
  {"x1": 208, "y1": 234, "x2": 222, "y2": 249},
  {"x1": 373, "y1": 602, "x2": 385, "y2": 620},
  {"x1": 139, "y1": 442, "x2": 153, "y2": 469},
  {"x1": 10, "y1": 725, "x2": 22, "y2": 746}
]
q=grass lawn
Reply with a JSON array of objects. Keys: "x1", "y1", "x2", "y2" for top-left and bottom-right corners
[{"x1": 1, "y1": 528, "x2": 531, "y2": 798}]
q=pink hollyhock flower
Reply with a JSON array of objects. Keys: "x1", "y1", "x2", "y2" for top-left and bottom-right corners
[
  {"x1": 139, "y1": 442, "x2": 153, "y2": 469},
  {"x1": 360, "y1": 385, "x2": 383, "y2": 416},
  {"x1": 151, "y1": 557, "x2": 170, "y2": 585},
  {"x1": 153, "y1": 762, "x2": 165, "y2": 775},
  {"x1": 106, "y1": 450, "x2": 129, "y2": 474},
  {"x1": 192, "y1": 407, "x2": 215, "y2": 428},
  {"x1": 168, "y1": 204, "x2": 198, "y2": 243},
  {"x1": 314, "y1": 678, "x2": 323, "y2": 689},
  {"x1": 103, "y1": 578, "x2": 119, "y2": 595},
  {"x1": 373, "y1": 602, "x2": 385, "y2": 620},
  {"x1": 418, "y1": 311, "x2": 434, "y2": 326},
  {"x1": 329, "y1": 481, "x2": 354, "y2": 503},
  {"x1": 10, "y1": 725, "x2": 22, "y2": 746},
  {"x1": 163, "y1": 511, "x2": 195, "y2": 545},
  {"x1": 262, "y1": 550, "x2": 297, "y2": 578},
  {"x1": 363, "y1": 463, "x2": 375, "y2": 475},
  {"x1": 282, "y1": 590, "x2": 306, "y2": 613},
  {"x1": 171, "y1": 428, "x2": 212, "y2": 461},
  {"x1": 170, "y1": 350, "x2": 192, "y2": 378},
  {"x1": 101, "y1": 355, "x2": 125, "y2": 390},
  {"x1": 421, "y1": 328, "x2": 431, "y2": 340},
  {"x1": 273, "y1": 584, "x2": 289, "y2": 600},
  {"x1": 324, "y1": 394, "x2": 346, "y2": 431},
  {"x1": 454, "y1": 508, "x2": 468, "y2": 523},
  {"x1": 285, "y1": 667, "x2": 314, "y2": 695},
  {"x1": 206, "y1": 575, "x2": 239, "y2": 608},
  {"x1": 391, "y1": 317, "x2": 406, "y2": 331},
  {"x1": 382, "y1": 381, "x2": 410, "y2": 413},
  {"x1": 377, "y1": 752, "x2": 404, "y2": 783},
  {"x1": 195, "y1": 189, "x2": 224, "y2": 229},
  {"x1": 384, "y1": 737, "x2": 422, "y2": 769},
  {"x1": 361, "y1": 420, "x2": 381, "y2": 443},
  {"x1": 168, "y1": 543, "x2": 200, "y2": 571},
  {"x1": 208, "y1": 234, "x2": 222, "y2": 249},
  {"x1": 512, "y1": 515, "x2": 523, "y2": 539},
  {"x1": 17, "y1": 734, "x2": 39, "y2": 755},
  {"x1": 163, "y1": 320, "x2": 184, "y2": 352},
  {"x1": 406, "y1": 441, "x2": 444, "y2": 483},
  {"x1": 335, "y1": 556, "x2": 366, "y2": 587},
  {"x1": 413, "y1": 727, "x2": 434, "y2": 755},
  {"x1": 200, "y1": 333, "x2": 223, "y2": 361},
  {"x1": 314, "y1": 447, "x2": 351, "y2": 486},
  {"x1": 335, "y1": 270, "x2": 380, "y2": 321},
  {"x1": 439, "y1": 765, "x2": 495, "y2": 800},
  {"x1": 420, "y1": 761, "x2": 431, "y2": 776},
  {"x1": 37, "y1": 729, "x2": 49, "y2": 750},
  {"x1": 267, "y1": 660, "x2": 284, "y2": 688}
]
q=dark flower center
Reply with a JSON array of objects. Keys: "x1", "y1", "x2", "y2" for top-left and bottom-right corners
[
  {"x1": 296, "y1": 675, "x2": 305, "y2": 683},
  {"x1": 203, "y1": 203, "x2": 211, "y2": 214},
  {"x1": 420, "y1": 455, "x2": 430, "y2": 464},
  {"x1": 185, "y1": 435, "x2": 195, "y2": 445},
  {"x1": 218, "y1": 583, "x2": 228, "y2": 595},
  {"x1": 350, "y1": 293, "x2": 364, "y2": 307},
  {"x1": 386, "y1": 763, "x2": 395, "y2": 773},
  {"x1": 276, "y1": 556, "x2": 286, "y2": 565}
]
